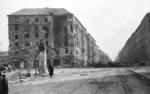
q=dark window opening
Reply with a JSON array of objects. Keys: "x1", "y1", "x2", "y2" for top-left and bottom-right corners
[
  {"x1": 64, "y1": 41, "x2": 68, "y2": 47},
  {"x1": 35, "y1": 18, "x2": 38, "y2": 22},
  {"x1": 70, "y1": 25, "x2": 73, "y2": 33},
  {"x1": 25, "y1": 42, "x2": 31, "y2": 46},
  {"x1": 46, "y1": 49, "x2": 49, "y2": 54},
  {"x1": 9, "y1": 44, "x2": 12, "y2": 48},
  {"x1": 42, "y1": 26, "x2": 49, "y2": 38},
  {"x1": 65, "y1": 48, "x2": 68, "y2": 54},
  {"x1": 46, "y1": 41, "x2": 48, "y2": 46},
  {"x1": 35, "y1": 33, "x2": 39, "y2": 38},
  {"x1": 45, "y1": 33, "x2": 49, "y2": 38},
  {"x1": 24, "y1": 32, "x2": 29, "y2": 38},
  {"x1": 45, "y1": 18, "x2": 48, "y2": 22},
  {"x1": 15, "y1": 33, "x2": 18, "y2": 39},
  {"x1": 15, "y1": 25, "x2": 18, "y2": 30},
  {"x1": 70, "y1": 52, "x2": 72, "y2": 55},
  {"x1": 15, "y1": 42, "x2": 18, "y2": 47}
]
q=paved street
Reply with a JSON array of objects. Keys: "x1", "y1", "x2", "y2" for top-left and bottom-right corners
[{"x1": 7, "y1": 67, "x2": 150, "y2": 94}]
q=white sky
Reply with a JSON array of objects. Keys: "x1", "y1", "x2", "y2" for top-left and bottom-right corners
[{"x1": 0, "y1": 0, "x2": 150, "y2": 60}]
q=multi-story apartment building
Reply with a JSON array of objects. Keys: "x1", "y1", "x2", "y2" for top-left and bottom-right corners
[
  {"x1": 8, "y1": 8, "x2": 93, "y2": 68},
  {"x1": 87, "y1": 33, "x2": 96, "y2": 64}
]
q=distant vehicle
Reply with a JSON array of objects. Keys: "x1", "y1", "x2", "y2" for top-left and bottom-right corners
[{"x1": 94, "y1": 62, "x2": 108, "y2": 68}]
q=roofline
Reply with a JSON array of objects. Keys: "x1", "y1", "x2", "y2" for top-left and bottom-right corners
[
  {"x1": 87, "y1": 33, "x2": 96, "y2": 42},
  {"x1": 74, "y1": 17, "x2": 87, "y2": 31}
]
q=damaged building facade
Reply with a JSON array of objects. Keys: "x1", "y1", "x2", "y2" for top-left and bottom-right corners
[{"x1": 8, "y1": 8, "x2": 103, "y2": 68}]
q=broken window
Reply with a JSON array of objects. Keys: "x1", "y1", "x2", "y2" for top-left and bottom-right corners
[
  {"x1": 35, "y1": 26, "x2": 39, "y2": 38},
  {"x1": 45, "y1": 18, "x2": 48, "y2": 22},
  {"x1": 65, "y1": 48, "x2": 68, "y2": 54},
  {"x1": 14, "y1": 25, "x2": 18, "y2": 30},
  {"x1": 15, "y1": 33, "x2": 18, "y2": 39},
  {"x1": 35, "y1": 33, "x2": 39, "y2": 38},
  {"x1": 70, "y1": 25, "x2": 73, "y2": 33},
  {"x1": 24, "y1": 42, "x2": 31, "y2": 46},
  {"x1": 35, "y1": 18, "x2": 38, "y2": 22},
  {"x1": 24, "y1": 32, "x2": 29, "y2": 38},
  {"x1": 15, "y1": 42, "x2": 18, "y2": 47},
  {"x1": 42, "y1": 26, "x2": 49, "y2": 38},
  {"x1": 9, "y1": 43, "x2": 13, "y2": 48}
]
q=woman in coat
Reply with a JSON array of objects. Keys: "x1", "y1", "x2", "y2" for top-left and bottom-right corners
[{"x1": 48, "y1": 63, "x2": 54, "y2": 78}]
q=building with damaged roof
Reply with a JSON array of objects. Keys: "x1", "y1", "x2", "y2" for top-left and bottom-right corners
[{"x1": 8, "y1": 8, "x2": 101, "y2": 68}]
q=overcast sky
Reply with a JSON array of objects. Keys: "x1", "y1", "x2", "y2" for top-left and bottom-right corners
[{"x1": 0, "y1": 0, "x2": 150, "y2": 60}]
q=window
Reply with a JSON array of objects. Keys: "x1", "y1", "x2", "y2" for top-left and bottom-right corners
[
  {"x1": 15, "y1": 25, "x2": 18, "y2": 30},
  {"x1": 65, "y1": 48, "x2": 68, "y2": 54},
  {"x1": 15, "y1": 33, "x2": 18, "y2": 39},
  {"x1": 70, "y1": 25, "x2": 73, "y2": 33},
  {"x1": 45, "y1": 18, "x2": 48, "y2": 22},
  {"x1": 46, "y1": 40, "x2": 48, "y2": 46},
  {"x1": 25, "y1": 42, "x2": 31, "y2": 46},
  {"x1": 24, "y1": 32, "x2": 29, "y2": 38},
  {"x1": 35, "y1": 33, "x2": 39, "y2": 38},
  {"x1": 15, "y1": 42, "x2": 18, "y2": 47},
  {"x1": 9, "y1": 43, "x2": 12, "y2": 48},
  {"x1": 76, "y1": 50, "x2": 78, "y2": 54},
  {"x1": 35, "y1": 18, "x2": 38, "y2": 22},
  {"x1": 35, "y1": 26, "x2": 39, "y2": 38}
]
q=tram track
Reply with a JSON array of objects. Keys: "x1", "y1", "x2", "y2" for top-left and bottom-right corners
[
  {"x1": 67, "y1": 68, "x2": 111, "y2": 94},
  {"x1": 117, "y1": 68, "x2": 132, "y2": 94},
  {"x1": 95, "y1": 68, "x2": 111, "y2": 94}
]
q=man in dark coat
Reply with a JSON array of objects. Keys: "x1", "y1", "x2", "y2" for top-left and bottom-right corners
[
  {"x1": 0, "y1": 68, "x2": 9, "y2": 94},
  {"x1": 48, "y1": 63, "x2": 54, "y2": 78}
]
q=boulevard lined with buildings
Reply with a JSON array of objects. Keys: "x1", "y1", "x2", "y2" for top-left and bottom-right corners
[
  {"x1": 6, "y1": 8, "x2": 110, "y2": 69},
  {"x1": 116, "y1": 13, "x2": 150, "y2": 66}
]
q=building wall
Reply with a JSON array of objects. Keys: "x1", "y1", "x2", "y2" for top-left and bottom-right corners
[
  {"x1": 8, "y1": 15, "x2": 53, "y2": 68},
  {"x1": 8, "y1": 8, "x2": 104, "y2": 68},
  {"x1": 117, "y1": 13, "x2": 150, "y2": 66}
]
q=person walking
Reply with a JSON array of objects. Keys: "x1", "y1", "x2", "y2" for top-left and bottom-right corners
[
  {"x1": 0, "y1": 63, "x2": 9, "y2": 94},
  {"x1": 48, "y1": 63, "x2": 54, "y2": 78}
]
